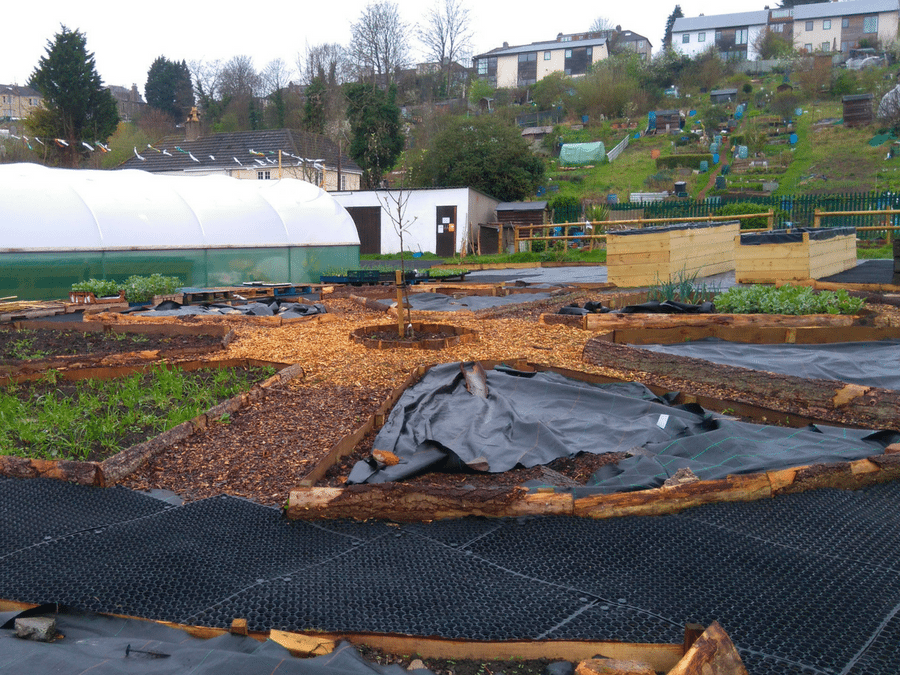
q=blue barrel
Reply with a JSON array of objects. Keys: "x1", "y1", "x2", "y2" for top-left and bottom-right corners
[
  {"x1": 581, "y1": 115, "x2": 589, "y2": 124},
  {"x1": 607, "y1": 194, "x2": 618, "y2": 204},
  {"x1": 790, "y1": 133, "x2": 798, "y2": 144},
  {"x1": 713, "y1": 153, "x2": 720, "y2": 164},
  {"x1": 710, "y1": 142, "x2": 719, "y2": 155},
  {"x1": 714, "y1": 135, "x2": 722, "y2": 144},
  {"x1": 739, "y1": 145, "x2": 749, "y2": 159},
  {"x1": 700, "y1": 160, "x2": 709, "y2": 173}
]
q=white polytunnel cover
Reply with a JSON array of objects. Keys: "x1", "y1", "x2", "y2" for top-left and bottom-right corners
[{"x1": 0, "y1": 163, "x2": 360, "y2": 251}]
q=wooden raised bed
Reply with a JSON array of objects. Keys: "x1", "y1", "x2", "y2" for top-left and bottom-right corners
[
  {"x1": 0, "y1": 598, "x2": 742, "y2": 675},
  {"x1": 606, "y1": 221, "x2": 738, "y2": 287},
  {"x1": 286, "y1": 359, "x2": 900, "y2": 523},
  {"x1": 0, "y1": 359, "x2": 297, "y2": 486},
  {"x1": 735, "y1": 227, "x2": 857, "y2": 284}
]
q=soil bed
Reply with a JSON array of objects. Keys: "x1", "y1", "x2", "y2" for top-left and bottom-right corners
[{"x1": 0, "y1": 326, "x2": 223, "y2": 364}]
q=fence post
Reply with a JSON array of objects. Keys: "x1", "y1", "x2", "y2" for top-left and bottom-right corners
[
  {"x1": 813, "y1": 209, "x2": 822, "y2": 229},
  {"x1": 514, "y1": 226, "x2": 520, "y2": 254},
  {"x1": 767, "y1": 211, "x2": 774, "y2": 230}
]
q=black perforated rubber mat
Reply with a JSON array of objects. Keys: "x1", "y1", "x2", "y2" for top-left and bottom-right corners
[{"x1": 3, "y1": 477, "x2": 900, "y2": 675}]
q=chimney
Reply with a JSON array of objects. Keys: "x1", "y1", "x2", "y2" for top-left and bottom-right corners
[
  {"x1": 131, "y1": 84, "x2": 139, "y2": 101},
  {"x1": 503, "y1": 41, "x2": 509, "y2": 48},
  {"x1": 185, "y1": 107, "x2": 201, "y2": 142}
]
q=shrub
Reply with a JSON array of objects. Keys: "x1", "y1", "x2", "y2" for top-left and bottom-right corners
[
  {"x1": 715, "y1": 202, "x2": 775, "y2": 229},
  {"x1": 71, "y1": 279, "x2": 121, "y2": 298},
  {"x1": 123, "y1": 274, "x2": 182, "y2": 303},
  {"x1": 656, "y1": 153, "x2": 714, "y2": 170}
]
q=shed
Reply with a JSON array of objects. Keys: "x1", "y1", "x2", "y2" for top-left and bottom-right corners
[
  {"x1": 0, "y1": 164, "x2": 360, "y2": 301},
  {"x1": 493, "y1": 201, "x2": 549, "y2": 254},
  {"x1": 654, "y1": 110, "x2": 683, "y2": 134},
  {"x1": 332, "y1": 187, "x2": 500, "y2": 257},
  {"x1": 776, "y1": 82, "x2": 794, "y2": 94},
  {"x1": 710, "y1": 88, "x2": 738, "y2": 104},
  {"x1": 843, "y1": 94, "x2": 874, "y2": 128}
]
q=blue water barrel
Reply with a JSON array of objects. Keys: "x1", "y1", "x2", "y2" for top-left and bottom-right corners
[
  {"x1": 689, "y1": 110, "x2": 696, "y2": 116},
  {"x1": 607, "y1": 194, "x2": 618, "y2": 204},
  {"x1": 714, "y1": 135, "x2": 722, "y2": 144},
  {"x1": 790, "y1": 133, "x2": 798, "y2": 144},
  {"x1": 582, "y1": 115, "x2": 589, "y2": 124},
  {"x1": 735, "y1": 110, "x2": 743, "y2": 120},
  {"x1": 713, "y1": 153, "x2": 720, "y2": 164},
  {"x1": 739, "y1": 145, "x2": 749, "y2": 159},
  {"x1": 795, "y1": 108, "x2": 803, "y2": 116},
  {"x1": 700, "y1": 161, "x2": 709, "y2": 173},
  {"x1": 710, "y1": 142, "x2": 719, "y2": 155}
]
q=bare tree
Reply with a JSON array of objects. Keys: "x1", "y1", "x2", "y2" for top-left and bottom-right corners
[
  {"x1": 260, "y1": 58, "x2": 294, "y2": 128},
  {"x1": 220, "y1": 55, "x2": 261, "y2": 99},
  {"x1": 418, "y1": 0, "x2": 473, "y2": 96},
  {"x1": 299, "y1": 43, "x2": 349, "y2": 86},
  {"x1": 377, "y1": 187, "x2": 417, "y2": 337},
  {"x1": 350, "y1": 1, "x2": 411, "y2": 88},
  {"x1": 590, "y1": 16, "x2": 616, "y2": 33}
]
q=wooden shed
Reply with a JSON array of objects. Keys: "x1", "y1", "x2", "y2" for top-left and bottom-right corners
[
  {"x1": 494, "y1": 201, "x2": 548, "y2": 254},
  {"x1": 710, "y1": 88, "x2": 738, "y2": 104},
  {"x1": 842, "y1": 94, "x2": 874, "y2": 128},
  {"x1": 655, "y1": 110, "x2": 683, "y2": 134}
]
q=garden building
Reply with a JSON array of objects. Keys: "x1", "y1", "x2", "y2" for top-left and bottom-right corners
[{"x1": 0, "y1": 163, "x2": 360, "y2": 300}]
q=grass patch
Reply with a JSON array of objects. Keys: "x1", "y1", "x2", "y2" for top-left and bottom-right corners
[{"x1": 0, "y1": 364, "x2": 276, "y2": 462}]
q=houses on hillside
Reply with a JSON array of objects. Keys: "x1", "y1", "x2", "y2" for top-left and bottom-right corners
[
  {"x1": 672, "y1": 0, "x2": 899, "y2": 60},
  {"x1": 0, "y1": 84, "x2": 42, "y2": 120},
  {"x1": 118, "y1": 109, "x2": 363, "y2": 191}
]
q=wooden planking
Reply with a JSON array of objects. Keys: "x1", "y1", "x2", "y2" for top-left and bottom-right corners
[
  {"x1": 736, "y1": 232, "x2": 856, "y2": 283},
  {"x1": 608, "y1": 324, "x2": 900, "y2": 345}
]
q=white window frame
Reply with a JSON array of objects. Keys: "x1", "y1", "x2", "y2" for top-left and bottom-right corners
[
  {"x1": 805, "y1": 21, "x2": 814, "y2": 31},
  {"x1": 823, "y1": 19, "x2": 831, "y2": 30},
  {"x1": 698, "y1": 32, "x2": 706, "y2": 42},
  {"x1": 682, "y1": 34, "x2": 690, "y2": 44},
  {"x1": 257, "y1": 170, "x2": 270, "y2": 180},
  {"x1": 864, "y1": 15, "x2": 878, "y2": 33}
]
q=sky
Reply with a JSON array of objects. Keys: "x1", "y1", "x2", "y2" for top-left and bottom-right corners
[{"x1": 2, "y1": 0, "x2": 767, "y2": 92}]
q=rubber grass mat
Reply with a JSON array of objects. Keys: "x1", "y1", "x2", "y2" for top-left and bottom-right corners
[{"x1": 2, "y1": 477, "x2": 900, "y2": 674}]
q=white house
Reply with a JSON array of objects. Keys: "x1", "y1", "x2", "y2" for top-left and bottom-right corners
[{"x1": 332, "y1": 188, "x2": 501, "y2": 257}]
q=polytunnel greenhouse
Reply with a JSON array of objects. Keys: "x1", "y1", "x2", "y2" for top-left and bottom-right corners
[{"x1": 0, "y1": 163, "x2": 360, "y2": 300}]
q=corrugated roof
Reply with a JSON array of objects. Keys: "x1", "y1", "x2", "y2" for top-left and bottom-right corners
[
  {"x1": 673, "y1": 10, "x2": 769, "y2": 32},
  {"x1": 474, "y1": 37, "x2": 606, "y2": 60},
  {"x1": 496, "y1": 201, "x2": 548, "y2": 211},
  {"x1": 794, "y1": 0, "x2": 899, "y2": 19},
  {"x1": 118, "y1": 129, "x2": 361, "y2": 175}
]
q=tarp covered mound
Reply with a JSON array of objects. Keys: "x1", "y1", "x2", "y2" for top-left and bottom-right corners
[
  {"x1": 398, "y1": 292, "x2": 552, "y2": 312},
  {"x1": 638, "y1": 339, "x2": 900, "y2": 392},
  {"x1": 348, "y1": 363, "x2": 898, "y2": 491},
  {"x1": 0, "y1": 163, "x2": 359, "y2": 252},
  {"x1": 559, "y1": 142, "x2": 605, "y2": 166},
  {"x1": 127, "y1": 299, "x2": 327, "y2": 318}
]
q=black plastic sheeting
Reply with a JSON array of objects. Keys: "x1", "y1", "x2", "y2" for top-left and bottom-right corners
[
  {"x1": 559, "y1": 300, "x2": 714, "y2": 316},
  {"x1": 740, "y1": 226, "x2": 856, "y2": 245},
  {"x1": 820, "y1": 259, "x2": 894, "y2": 284},
  {"x1": 4, "y1": 477, "x2": 900, "y2": 674},
  {"x1": 347, "y1": 363, "x2": 898, "y2": 490},
  {"x1": 398, "y1": 292, "x2": 552, "y2": 312},
  {"x1": 638, "y1": 339, "x2": 900, "y2": 392},
  {"x1": 0, "y1": 606, "x2": 423, "y2": 675},
  {"x1": 126, "y1": 299, "x2": 327, "y2": 319},
  {"x1": 611, "y1": 219, "x2": 738, "y2": 236}
]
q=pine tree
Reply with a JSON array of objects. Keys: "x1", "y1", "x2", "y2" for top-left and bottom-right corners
[
  {"x1": 663, "y1": 5, "x2": 684, "y2": 51},
  {"x1": 27, "y1": 25, "x2": 119, "y2": 167},
  {"x1": 145, "y1": 56, "x2": 194, "y2": 123},
  {"x1": 344, "y1": 83, "x2": 404, "y2": 189}
]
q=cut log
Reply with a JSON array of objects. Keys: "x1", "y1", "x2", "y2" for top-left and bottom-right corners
[
  {"x1": 667, "y1": 621, "x2": 748, "y2": 675},
  {"x1": 581, "y1": 339, "x2": 900, "y2": 430}
]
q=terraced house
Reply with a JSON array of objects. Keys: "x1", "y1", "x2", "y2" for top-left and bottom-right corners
[
  {"x1": 472, "y1": 32, "x2": 609, "y2": 88},
  {"x1": 672, "y1": 0, "x2": 899, "y2": 60},
  {"x1": 0, "y1": 84, "x2": 42, "y2": 120}
]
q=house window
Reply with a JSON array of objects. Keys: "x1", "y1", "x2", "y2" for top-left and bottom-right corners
[
  {"x1": 715, "y1": 31, "x2": 722, "y2": 42},
  {"x1": 560, "y1": 36, "x2": 572, "y2": 42},
  {"x1": 340, "y1": 174, "x2": 349, "y2": 190},
  {"x1": 772, "y1": 24, "x2": 783, "y2": 32},
  {"x1": 682, "y1": 34, "x2": 690, "y2": 43},
  {"x1": 842, "y1": 17, "x2": 849, "y2": 28},
  {"x1": 638, "y1": 40, "x2": 644, "y2": 48},
  {"x1": 544, "y1": 51, "x2": 551, "y2": 60},
  {"x1": 805, "y1": 43, "x2": 813, "y2": 52},
  {"x1": 736, "y1": 29, "x2": 748, "y2": 44},
  {"x1": 257, "y1": 170, "x2": 270, "y2": 180},
  {"x1": 864, "y1": 15, "x2": 878, "y2": 33},
  {"x1": 698, "y1": 32, "x2": 706, "y2": 42},
  {"x1": 586, "y1": 47, "x2": 592, "y2": 56},
  {"x1": 805, "y1": 21, "x2": 814, "y2": 31},
  {"x1": 315, "y1": 169, "x2": 324, "y2": 186},
  {"x1": 823, "y1": 19, "x2": 831, "y2": 30}
]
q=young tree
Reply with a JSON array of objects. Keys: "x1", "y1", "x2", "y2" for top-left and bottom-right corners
[
  {"x1": 752, "y1": 28, "x2": 794, "y2": 60},
  {"x1": 27, "y1": 25, "x2": 119, "y2": 167},
  {"x1": 418, "y1": 0, "x2": 473, "y2": 97},
  {"x1": 145, "y1": 56, "x2": 194, "y2": 123},
  {"x1": 344, "y1": 82, "x2": 404, "y2": 188},
  {"x1": 409, "y1": 115, "x2": 545, "y2": 201},
  {"x1": 350, "y1": 1, "x2": 410, "y2": 87},
  {"x1": 662, "y1": 5, "x2": 684, "y2": 51}
]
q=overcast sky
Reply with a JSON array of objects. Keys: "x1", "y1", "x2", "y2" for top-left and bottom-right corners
[{"x1": 2, "y1": 0, "x2": 766, "y2": 92}]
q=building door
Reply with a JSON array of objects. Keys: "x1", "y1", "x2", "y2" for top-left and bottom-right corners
[
  {"x1": 345, "y1": 206, "x2": 381, "y2": 255},
  {"x1": 435, "y1": 206, "x2": 456, "y2": 257}
]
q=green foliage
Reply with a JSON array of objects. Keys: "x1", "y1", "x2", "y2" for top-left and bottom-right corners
[
  {"x1": 27, "y1": 25, "x2": 119, "y2": 167},
  {"x1": 0, "y1": 364, "x2": 274, "y2": 461},
  {"x1": 468, "y1": 78, "x2": 495, "y2": 104},
  {"x1": 770, "y1": 91, "x2": 800, "y2": 121},
  {"x1": 576, "y1": 57, "x2": 650, "y2": 120},
  {"x1": 100, "y1": 122, "x2": 151, "y2": 169},
  {"x1": 714, "y1": 285, "x2": 865, "y2": 315},
  {"x1": 714, "y1": 202, "x2": 774, "y2": 229},
  {"x1": 530, "y1": 72, "x2": 574, "y2": 111},
  {"x1": 655, "y1": 153, "x2": 714, "y2": 170},
  {"x1": 408, "y1": 115, "x2": 544, "y2": 201},
  {"x1": 345, "y1": 82, "x2": 404, "y2": 189},
  {"x1": 303, "y1": 76, "x2": 327, "y2": 134},
  {"x1": 662, "y1": 5, "x2": 684, "y2": 51},
  {"x1": 71, "y1": 279, "x2": 120, "y2": 297},
  {"x1": 71, "y1": 275, "x2": 181, "y2": 303},
  {"x1": 647, "y1": 269, "x2": 719, "y2": 304},
  {"x1": 548, "y1": 194, "x2": 581, "y2": 223},
  {"x1": 145, "y1": 56, "x2": 194, "y2": 122}
]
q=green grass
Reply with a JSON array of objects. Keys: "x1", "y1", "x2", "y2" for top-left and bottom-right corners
[
  {"x1": 858, "y1": 243, "x2": 894, "y2": 258},
  {"x1": 0, "y1": 364, "x2": 275, "y2": 461}
]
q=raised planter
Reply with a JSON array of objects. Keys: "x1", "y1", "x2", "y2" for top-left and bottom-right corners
[
  {"x1": 350, "y1": 322, "x2": 478, "y2": 350},
  {"x1": 606, "y1": 220, "x2": 739, "y2": 287},
  {"x1": 735, "y1": 227, "x2": 857, "y2": 283}
]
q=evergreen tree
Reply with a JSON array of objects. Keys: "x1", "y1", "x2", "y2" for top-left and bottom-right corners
[
  {"x1": 145, "y1": 56, "x2": 194, "y2": 123},
  {"x1": 344, "y1": 82, "x2": 404, "y2": 189},
  {"x1": 27, "y1": 25, "x2": 119, "y2": 167},
  {"x1": 663, "y1": 5, "x2": 684, "y2": 51},
  {"x1": 303, "y1": 76, "x2": 328, "y2": 134}
]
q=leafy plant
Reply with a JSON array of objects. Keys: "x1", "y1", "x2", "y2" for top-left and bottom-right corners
[
  {"x1": 714, "y1": 284, "x2": 864, "y2": 315},
  {"x1": 71, "y1": 279, "x2": 121, "y2": 298},
  {"x1": 647, "y1": 269, "x2": 719, "y2": 304},
  {"x1": 123, "y1": 274, "x2": 181, "y2": 303}
]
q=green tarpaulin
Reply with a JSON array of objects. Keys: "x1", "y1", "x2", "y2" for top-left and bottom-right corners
[{"x1": 559, "y1": 141, "x2": 605, "y2": 166}]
